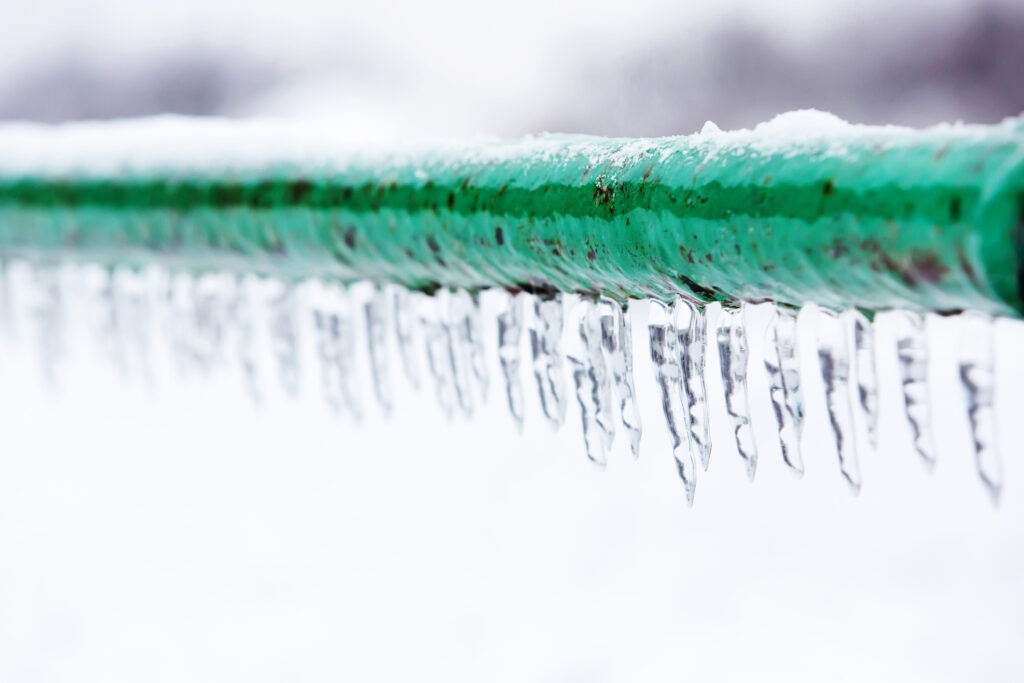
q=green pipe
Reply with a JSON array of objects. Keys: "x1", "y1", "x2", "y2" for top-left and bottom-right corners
[{"x1": 0, "y1": 115, "x2": 1021, "y2": 315}]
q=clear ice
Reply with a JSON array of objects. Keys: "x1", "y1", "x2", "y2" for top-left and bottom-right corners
[
  {"x1": 673, "y1": 299, "x2": 710, "y2": 469},
  {"x1": 227, "y1": 276, "x2": 261, "y2": 403},
  {"x1": 444, "y1": 289, "x2": 477, "y2": 417},
  {"x1": 267, "y1": 283, "x2": 301, "y2": 397},
  {"x1": 392, "y1": 285, "x2": 422, "y2": 390},
  {"x1": 1, "y1": 259, "x2": 1015, "y2": 507},
  {"x1": 958, "y1": 312, "x2": 1000, "y2": 502},
  {"x1": 496, "y1": 291, "x2": 525, "y2": 430},
  {"x1": 566, "y1": 300, "x2": 612, "y2": 466},
  {"x1": 598, "y1": 298, "x2": 642, "y2": 458},
  {"x1": 529, "y1": 295, "x2": 568, "y2": 430},
  {"x1": 364, "y1": 288, "x2": 393, "y2": 415},
  {"x1": 312, "y1": 288, "x2": 362, "y2": 421},
  {"x1": 763, "y1": 304, "x2": 804, "y2": 475},
  {"x1": 717, "y1": 305, "x2": 757, "y2": 480},
  {"x1": 418, "y1": 292, "x2": 457, "y2": 418},
  {"x1": 31, "y1": 266, "x2": 64, "y2": 384},
  {"x1": 648, "y1": 300, "x2": 696, "y2": 504},
  {"x1": 847, "y1": 310, "x2": 879, "y2": 451},
  {"x1": 892, "y1": 310, "x2": 935, "y2": 467},
  {"x1": 817, "y1": 308, "x2": 861, "y2": 493}
]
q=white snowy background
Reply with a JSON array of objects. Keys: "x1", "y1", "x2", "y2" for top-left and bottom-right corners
[{"x1": 0, "y1": 0, "x2": 1022, "y2": 681}]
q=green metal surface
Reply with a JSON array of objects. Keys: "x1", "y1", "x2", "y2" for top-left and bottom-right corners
[{"x1": 0, "y1": 116, "x2": 1021, "y2": 315}]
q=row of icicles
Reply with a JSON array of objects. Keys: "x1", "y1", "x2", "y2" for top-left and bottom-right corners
[{"x1": 10, "y1": 263, "x2": 1002, "y2": 505}]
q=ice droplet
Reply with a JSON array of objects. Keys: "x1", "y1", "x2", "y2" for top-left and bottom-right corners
[
  {"x1": 958, "y1": 312, "x2": 1000, "y2": 503},
  {"x1": 529, "y1": 294, "x2": 568, "y2": 430},
  {"x1": 648, "y1": 300, "x2": 696, "y2": 505},
  {"x1": 267, "y1": 282, "x2": 301, "y2": 397},
  {"x1": 717, "y1": 304, "x2": 757, "y2": 480},
  {"x1": 364, "y1": 288, "x2": 393, "y2": 415},
  {"x1": 893, "y1": 310, "x2": 935, "y2": 467},
  {"x1": 567, "y1": 300, "x2": 611, "y2": 466},
  {"x1": 443, "y1": 289, "x2": 476, "y2": 417},
  {"x1": 817, "y1": 308, "x2": 861, "y2": 493},
  {"x1": 598, "y1": 297, "x2": 642, "y2": 458},
  {"x1": 312, "y1": 287, "x2": 362, "y2": 421},
  {"x1": 496, "y1": 291, "x2": 525, "y2": 430},
  {"x1": 419, "y1": 292, "x2": 456, "y2": 418},
  {"x1": 673, "y1": 299, "x2": 711, "y2": 469},
  {"x1": 763, "y1": 304, "x2": 804, "y2": 475},
  {"x1": 392, "y1": 285, "x2": 422, "y2": 390},
  {"x1": 847, "y1": 310, "x2": 879, "y2": 451}
]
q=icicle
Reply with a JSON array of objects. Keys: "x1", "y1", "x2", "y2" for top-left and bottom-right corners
[
  {"x1": 673, "y1": 299, "x2": 711, "y2": 470},
  {"x1": 892, "y1": 310, "x2": 935, "y2": 467},
  {"x1": 364, "y1": 288, "x2": 393, "y2": 415},
  {"x1": 586, "y1": 304, "x2": 615, "y2": 450},
  {"x1": 391, "y1": 285, "x2": 422, "y2": 390},
  {"x1": 443, "y1": 289, "x2": 475, "y2": 417},
  {"x1": 96, "y1": 269, "x2": 127, "y2": 375},
  {"x1": 110, "y1": 268, "x2": 152, "y2": 381},
  {"x1": 465, "y1": 292, "x2": 489, "y2": 400},
  {"x1": 529, "y1": 294, "x2": 568, "y2": 430},
  {"x1": 0, "y1": 260, "x2": 13, "y2": 336},
  {"x1": 267, "y1": 282, "x2": 301, "y2": 397},
  {"x1": 566, "y1": 300, "x2": 610, "y2": 466},
  {"x1": 496, "y1": 291, "x2": 525, "y2": 430},
  {"x1": 598, "y1": 297, "x2": 641, "y2": 458},
  {"x1": 717, "y1": 304, "x2": 757, "y2": 480},
  {"x1": 419, "y1": 292, "x2": 456, "y2": 418},
  {"x1": 312, "y1": 288, "x2": 362, "y2": 420},
  {"x1": 846, "y1": 310, "x2": 879, "y2": 451},
  {"x1": 763, "y1": 304, "x2": 804, "y2": 475},
  {"x1": 648, "y1": 300, "x2": 696, "y2": 504},
  {"x1": 228, "y1": 276, "x2": 261, "y2": 404},
  {"x1": 958, "y1": 312, "x2": 1000, "y2": 502},
  {"x1": 190, "y1": 274, "x2": 228, "y2": 375},
  {"x1": 31, "y1": 265, "x2": 64, "y2": 384},
  {"x1": 817, "y1": 308, "x2": 861, "y2": 493},
  {"x1": 163, "y1": 272, "x2": 193, "y2": 376}
]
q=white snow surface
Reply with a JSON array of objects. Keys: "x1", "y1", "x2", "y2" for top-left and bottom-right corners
[{"x1": 0, "y1": 110, "x2": 1019, "y2": 177}]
